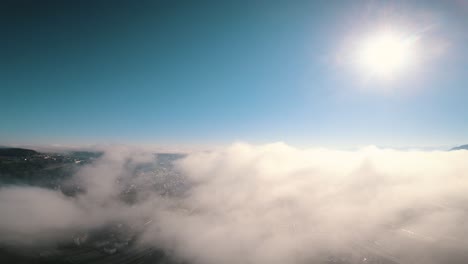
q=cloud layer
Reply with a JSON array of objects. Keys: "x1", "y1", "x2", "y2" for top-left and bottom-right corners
[{"x1": 1, "y1": 143, "x2": 468, "y2": 263}]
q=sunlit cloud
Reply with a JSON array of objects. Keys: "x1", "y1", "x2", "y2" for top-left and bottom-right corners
[{"x1": 1, "y1": 143, "x2": 468, "y2": 263}]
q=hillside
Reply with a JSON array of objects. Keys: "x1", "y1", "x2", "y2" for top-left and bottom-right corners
[
  {"x1": 0, "y1": 148, "x2": 38, "y2": 157},
  {"x1": 450, "y1": 144, "x2": 468, "y2": 151}
]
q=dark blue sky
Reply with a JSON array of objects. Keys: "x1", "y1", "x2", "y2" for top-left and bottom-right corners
[{"x1": 1, "y1": 0, "x2": 467, "y2": 147}]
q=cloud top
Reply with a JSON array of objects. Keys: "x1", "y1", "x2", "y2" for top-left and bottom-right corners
[{"x1": 1, "y1": 143, "x2": 468, "y2": 263}]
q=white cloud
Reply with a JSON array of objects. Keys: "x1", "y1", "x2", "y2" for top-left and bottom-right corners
[{"x1": 1, "y1": 142, "x2": 468, "y2": 263}]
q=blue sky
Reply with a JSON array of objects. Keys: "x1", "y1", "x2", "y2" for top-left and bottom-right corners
[{"x1": 1, "y1": 0, "x2": 467, "y2": 148}]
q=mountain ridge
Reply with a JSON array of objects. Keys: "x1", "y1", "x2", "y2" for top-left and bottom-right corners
[{"x1": 450, "y1": 144, "x2": 468, "y2": 151}]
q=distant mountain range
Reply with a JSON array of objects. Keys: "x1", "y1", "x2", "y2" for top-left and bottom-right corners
[
  {"x1": 451, "y1": 144, "x2": 468, "y2": 151},
  {"x1": 1, "y1": 144, "x2": 467, "y2": 156}
]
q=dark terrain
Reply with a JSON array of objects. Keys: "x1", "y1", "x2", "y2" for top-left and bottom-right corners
[{"x1": 0, "y1": 148, "x2": 183, "y2": 264}]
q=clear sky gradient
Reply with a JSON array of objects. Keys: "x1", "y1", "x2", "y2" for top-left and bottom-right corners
[{"x1": 1, "y1": 0, "x2": 467, "y2": 148}]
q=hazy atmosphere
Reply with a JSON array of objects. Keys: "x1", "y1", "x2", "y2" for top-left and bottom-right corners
[{"x1": 1, "y1": 1, "x2": 467, "y2": 264}]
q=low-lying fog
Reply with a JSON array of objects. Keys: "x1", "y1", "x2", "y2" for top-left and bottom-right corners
[{"x1": 1, "y1": 143, "x2": 468, "y2": 264}]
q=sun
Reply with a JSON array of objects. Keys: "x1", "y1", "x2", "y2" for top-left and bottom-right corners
[{"x1": 356, "y1": 30, "x2": 416, "y2": 80}]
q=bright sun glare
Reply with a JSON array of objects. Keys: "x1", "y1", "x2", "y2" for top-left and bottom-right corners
[{"x1": 357, "y1": 30, "x2": 416, "y2": 80}]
